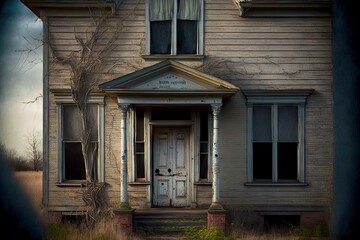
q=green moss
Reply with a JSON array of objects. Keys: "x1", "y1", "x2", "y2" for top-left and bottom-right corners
[
  {"x1": 185, "y1": 226, "x2": 234, "y2": 240},
  {"x1": 117, "y1": 202, "x2": 131, "y2": 210}
]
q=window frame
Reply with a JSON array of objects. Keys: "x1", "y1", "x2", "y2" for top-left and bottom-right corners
[
  {"x1": 243, "y1": 89, "x2": 313, "y2": 186},
  {"x1": 55, "y1": 94, "x2": 105, "y2": 185},
  {"x1": 145, "y1": 0, "x2": 204, "y2": 56}
]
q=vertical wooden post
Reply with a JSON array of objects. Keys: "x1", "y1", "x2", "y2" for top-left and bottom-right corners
[
  {"x1": 210, "y1": 103, "x2": 222, "y2": 209},
  {"x1": 119, "y1": 104, "x2": 130, "y2": 205}
]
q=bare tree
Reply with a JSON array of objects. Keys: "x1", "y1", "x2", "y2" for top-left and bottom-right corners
[
  {"x1": 26, "y1": 131, "x2": 42, "y2": 171},
  {"x1": 49, "y1": 1, "x2": 142, "y2": 228}
]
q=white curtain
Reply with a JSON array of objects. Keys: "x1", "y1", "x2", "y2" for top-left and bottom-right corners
[
  {"x1": 178, "y1": 0, "x2": 200, "y2": 20},
  {"x1": 149, "y1": 0, "x2": 173, "y2": 21}
]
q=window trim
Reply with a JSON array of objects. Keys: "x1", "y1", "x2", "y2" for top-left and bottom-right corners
[
  {"x1": 145, "y1": 0, "x2": 204, "y2": 56},
  {"x1": 243, "y1": 89, "x2": 313, "y2": 184},
  {"x1": 55, "y1": 94, "x2": 105, "y2": 184}
]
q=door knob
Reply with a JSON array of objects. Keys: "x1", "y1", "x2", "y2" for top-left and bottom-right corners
[{"x1": 168, "y1": 168, "x2": 172, "y2": 173}]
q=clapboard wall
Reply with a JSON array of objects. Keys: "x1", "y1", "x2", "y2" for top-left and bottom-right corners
[{"x1": 45, "y1": 0, "x2": 332, "y2": 212}]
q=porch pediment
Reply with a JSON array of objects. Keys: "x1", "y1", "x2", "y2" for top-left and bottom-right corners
[{"x1": 99, "y1": 60, "x2": 239, "y2": 102}]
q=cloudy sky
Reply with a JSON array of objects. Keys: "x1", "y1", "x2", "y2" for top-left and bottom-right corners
[{"x1": 0, "y1": 0, "x2": 43, "y2": 157}]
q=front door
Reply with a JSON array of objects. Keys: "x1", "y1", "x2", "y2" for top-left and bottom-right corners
[{"x1": 153, "y1": 127, "x2": 190, "y2": 207}]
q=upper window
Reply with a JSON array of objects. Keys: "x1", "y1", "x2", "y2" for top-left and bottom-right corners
[
  {"x1": 243, "y1": 89, "x2": 313, "y2": 185},
  {"x1": 146, "y1": 0, "x2": 204, "y2": 55}
]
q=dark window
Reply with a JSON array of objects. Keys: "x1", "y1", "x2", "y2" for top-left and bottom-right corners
[
  {"x1": 278, "y1": 106, "x2": 298, "y2": 180},
  {"x1": 62, "y1": 105, "x2": 98, "y2": 181},
  {"x1": 252, "y1": 105, "x2": 299, "y2": 182},
  {"x1": 177, "y1": 20, "x2": 197, "y2": 54},
  {"x1": 151, "y1": 107, "x2": 191, "y2": 120},
  {"x1": 135, "y1": 108, "x2": 145, "y2": 179},
  {"x1": 253, "y1": 143, "x2": 272, "y2": 180},
  {"x1": 148, "y1": 0, "x2": 200, "y2": 55},
  {"x1": 264, "y1": 215, "x2": 300, "y2": 230},
  {"x1": 253, "y1": 106, "x2": 272, "y2": 180},
  {"x1": 199, "y1": 108, "x2": 208, "y2": 179},
  {"x1": 278, "y1": 143, "x2": 298, "y2": 180},
  {"x1": 64, "y1": 142, "x2": 85, "y2": 180},
  {"x1": 150, "y1": 21, "x2": 171, "y2": 54}
]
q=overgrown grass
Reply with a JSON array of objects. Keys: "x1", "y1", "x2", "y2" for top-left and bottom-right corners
[
  {"x1": 46, "y1": 220, "x2": 142, "y2": 240},
  {"x1": 15, "y1": 172, "x2": 329, "y2": 240}
]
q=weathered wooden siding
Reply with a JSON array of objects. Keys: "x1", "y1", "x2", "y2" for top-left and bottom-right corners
[
  {"x1": 204, "y1": 0, "x2": 333, "y2": 209},
  {"x1": 46, "y1": 0, "x2": 332, "y2": 211}
]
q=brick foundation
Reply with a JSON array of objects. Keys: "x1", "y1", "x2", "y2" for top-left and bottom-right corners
[
  {"x1": 114, "y1": 209, "x2": 134, "y2": 234},
  {"x1": 208, "y1": 209, "x2": 227, "y2": 232},
  {"x1": 301, "y1": 212, "x2": 327, "y2": 227}
]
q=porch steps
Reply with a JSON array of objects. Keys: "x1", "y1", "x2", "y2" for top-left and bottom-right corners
[{"x1": 133, "y1": 208, "x2": 207, "y2": 238}]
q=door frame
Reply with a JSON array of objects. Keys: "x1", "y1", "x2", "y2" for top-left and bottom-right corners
[{"x1": 150, "y1": 122, "x2": 195, "y2": 207}]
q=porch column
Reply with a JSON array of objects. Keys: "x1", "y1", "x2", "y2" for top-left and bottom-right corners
[
  {"x1": 119, "y1": 103, "x2": 130, "y2": 205},
  {"x1": 210, "y1": 103, "x2": 223, "y2": 209}
]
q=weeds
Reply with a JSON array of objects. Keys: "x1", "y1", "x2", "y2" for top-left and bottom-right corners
[{"x1": 185, "y1": 226, "x2": 234, "y2": 240}]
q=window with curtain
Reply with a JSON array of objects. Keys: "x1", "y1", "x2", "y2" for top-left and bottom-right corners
[{"x1": 148, "y1": 0, "x2": 202, "y2": 55}]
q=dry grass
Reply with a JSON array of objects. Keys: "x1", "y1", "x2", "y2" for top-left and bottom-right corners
[{"x1": 13, "y1": 171, "x2": 329, "y2": 240}]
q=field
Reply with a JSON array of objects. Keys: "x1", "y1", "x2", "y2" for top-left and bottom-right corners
[{"x1": 14, "y1": 171, "x2": 329, "y2": 240}]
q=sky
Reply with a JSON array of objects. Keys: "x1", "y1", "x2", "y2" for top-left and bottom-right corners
[{"x1": 0, "y1": 0, "x2": 43, "y2": 157}]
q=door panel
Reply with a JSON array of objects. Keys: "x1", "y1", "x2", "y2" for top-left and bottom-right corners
[{"x1": 153, "y1": 128, "x2": 190, "y2": 207}]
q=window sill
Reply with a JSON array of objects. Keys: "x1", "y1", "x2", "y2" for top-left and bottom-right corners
[
  {"x1": 142, "y1": 54, "x2": 205, "y2": 61},
  {"x1": 244, "y1": 182, "x2": 309, "y2": 187},
  {"x1": 129, "y1": 181, "x2": 151, "y2": 185},
  {"x1": 194, "y1": 181, "x2": 212, "y2": 186},
  {"x1": 56, "y1": 182, "x2": 86, "y2": 187}
]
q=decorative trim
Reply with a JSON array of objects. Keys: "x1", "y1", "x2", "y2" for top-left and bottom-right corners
[
  {"x1": 142, "y1": 54, "x2": 205, "y2": 60},
  {"x1": 238, "y1": 0, "x2": 332, "y2": 17},
  {"x1": 22, "y1": 0, "x2": 116, "y2": 17},
  {"x1": 242, "y1": 89, "x2": 314, "y2": 104}
]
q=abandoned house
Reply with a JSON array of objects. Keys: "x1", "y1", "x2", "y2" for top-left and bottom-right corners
[{"x1": 22, "y1": 0, "x2": 333, "y2": 233}]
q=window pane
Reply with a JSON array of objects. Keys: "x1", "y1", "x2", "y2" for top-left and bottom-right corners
[
  {"x1": 253, "y1": 106, "x2": 272, "y2": 141},
  {"x1": 63, "y1": 105, "x2": 98, "y2": 141},
  {"x1": 253, "y1": 142, "x2": 272, "y2": 180},
  {"x1": 152, "y1": 107, "x2": 191, "y2": 120},
  {"x1": 63, "y1": 105, "x2": 82, "y2": 141},
  {"x1": 200, "y1": 108, "x2": 208, "y2": 141},
  {"x1": 136, "y1": 154, "x2": 145, "y2": 179},
  {"x1": 136, "y1": 109, "x2": 144, "y2": 141},
  {"x1": 87, "y1": 105, "x2": 98, "y2": 141},
  {"x1": 278, "y1": 106, "x2": 298, "y2": 141},
  {"x1": 64, "y1": 142, "x2": 86, "y2": 180},
  {"x1": 200, "y1": 143, "x2": 208, "y2": 153},
  {"x1": 150, "y1": 21, "x2": 171, "y2": 54},
  {"x1": 278, "y1": 142, "x2": 298, "y2": 180},
  {"x1": 200, "y1": 154, "x2": 208, "y2": 179},
  {"x1": 136, "y1": 143, "x2": 144, "y2": 153},
  {"x1": 177, "y1": 20, "x2": 197, "y2": 54}
]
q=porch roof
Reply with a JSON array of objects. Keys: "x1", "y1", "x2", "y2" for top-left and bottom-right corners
[{"x1": 99, "y1": 60, "x2": 239, "y2": 103}]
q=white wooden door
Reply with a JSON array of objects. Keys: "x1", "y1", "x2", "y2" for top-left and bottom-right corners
[{"x1": 153, "y1": 128, "x2": 190, "y2": 207}]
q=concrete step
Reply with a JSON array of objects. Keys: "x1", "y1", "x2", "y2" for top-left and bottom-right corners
[{"x1": 133, "y1": 208, "x2": 207, "y2": 236}]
